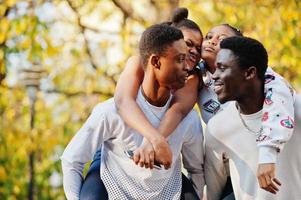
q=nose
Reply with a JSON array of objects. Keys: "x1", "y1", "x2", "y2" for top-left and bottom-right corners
[
  {"x1": 208, "y1": 37, "x2": 218, "y2": 46},
  {"x1": 212, "y1": 68, "x2": 219, "y2": 81},
  {"x1": 189, "y1": 46, "x2": 198, "y2": 55},
  {"x1": 182, "y1": 62, "x2": 190, "y2": 74}
]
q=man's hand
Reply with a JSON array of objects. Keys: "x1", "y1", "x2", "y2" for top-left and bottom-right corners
[
  {"x1": 133, "y1": 136, "x2": 172, "y2": 169},
  {"x1": 257, "y1": 163, "x2": 281, "y2": 194}
]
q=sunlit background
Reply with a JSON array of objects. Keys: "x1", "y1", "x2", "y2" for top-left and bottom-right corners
[{"x1": 1, "y1": 0, "x2": 300, "y2": 199}]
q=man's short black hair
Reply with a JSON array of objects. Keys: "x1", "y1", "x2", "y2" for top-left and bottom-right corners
[
  {"x1": 220, "y1": 36, "x2": 268, "y2": 81},
  {"x1": 139, "y1": 24, "x2": 184, "y2": 67}
]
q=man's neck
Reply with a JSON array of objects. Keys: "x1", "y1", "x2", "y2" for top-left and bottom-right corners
[
  {"x1": 141, "y1": 75, "x2": 171, "y2": 107},
  {"x1": 236, "y1": 83, "x2": 265, "y2": 115}
]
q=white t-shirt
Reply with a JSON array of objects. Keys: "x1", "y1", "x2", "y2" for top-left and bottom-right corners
[
  {"x1": 198, "y1": 64, "x2": 295, "y2": 164},
  {"x1": 205, "y1": 96, "x2": 301, "y2": 200},
  {"x1": 61, "y1": 88, "x2": 205, "y2": 200}
]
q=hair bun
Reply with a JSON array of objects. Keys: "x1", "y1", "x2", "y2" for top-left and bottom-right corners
[{"x1": 171, "y1": 7, "x2": 188, "y2": 23}]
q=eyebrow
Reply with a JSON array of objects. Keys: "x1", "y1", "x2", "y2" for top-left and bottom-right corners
[
  {"x1": 186, "y1": 39, "x2": 201, "y2": 46},
  {"x1": 175, "y1": 53, "x2": 186, "y2": 59},
  {"x1": 219, "y1": 34, "x2": 229, "y2": 37},
  {"x1": 206, "y1": 32, "x2": 229, "y2": 37}
]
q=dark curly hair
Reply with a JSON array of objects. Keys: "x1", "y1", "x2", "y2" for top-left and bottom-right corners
[
  {"x1": 170, "y1": 8, "x2": 202, "y2": 37},
  {"x1": 220, "y1": 36, "x2": 268, "y2": 81},
  {"x1": 139, "y1": 24, "x2": 183, "y2": 67},
  {"x1": 220, "y1": 23, "x2": 243, "y2": 36}
]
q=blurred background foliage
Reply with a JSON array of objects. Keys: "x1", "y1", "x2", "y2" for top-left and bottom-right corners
[{"x1": 0, "y1": 0, "x2": 300, "y2": 199}]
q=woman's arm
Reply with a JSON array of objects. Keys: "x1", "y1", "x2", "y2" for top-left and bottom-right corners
[
  {"x1": 134, "y1": 73, "x2": 200, "y2": 169},
  {"x1": 256, "y1": 67, "x2": 295, "y2": 192},
  {"x1": 114, "y1": 56, "x2": 171, "y2": 168},
  {"x1": 115, "y1": 56, "x2": 164, "y2": 142},
  {"x1": 114, "y1": 56, "x2": 200, "y2": 169},
  {"x1": 158, "y1": 73, "x2": 200, "y2": 137}
]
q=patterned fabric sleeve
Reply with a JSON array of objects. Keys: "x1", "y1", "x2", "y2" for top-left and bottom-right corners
[{"x1": 257, "y1": 67, "x2": 296, "y2": 164}]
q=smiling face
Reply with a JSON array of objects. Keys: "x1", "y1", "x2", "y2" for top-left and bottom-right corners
[
  {"x1": 212, "y1": 49, "x2": 246, "y2": 104},
  {"x1": 155, "y1": 39, "x2": 189, "y2": 91},
  {"x1": 181, "y1": 28, "x2": 203, "y2": 70},
  {"x1": 202, "y1": 25, "x2": 238, "y2": 68}
]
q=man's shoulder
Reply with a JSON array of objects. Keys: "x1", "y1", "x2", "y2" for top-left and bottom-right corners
[
  {"x1": 182, "y1": 109, "x2": 201, "y2": 124},
  {"x1": 207, "y1": 101, "x2": 237, "y2": 131},
  {"x1": 92, "y1": 98, "x2": 120, "y2": 119},
  {"x1": 177, "y1": 109, "x2": 202, "y2": 137}
]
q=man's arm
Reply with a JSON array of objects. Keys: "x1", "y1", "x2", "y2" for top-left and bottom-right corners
[
  {"x1": 61, "y1": 104, "x2": 111, "y2": 200},
  {"x1": 181, "y1": 111, "x2": 205, "y2": 199}
]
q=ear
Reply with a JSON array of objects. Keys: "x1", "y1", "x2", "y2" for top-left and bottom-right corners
[
  {"x1": 245, "y1": 66, "x2": 257, "y2": 80},
  {"x1": 150, "y1": 54, "x2": 161, "y2": 69}
]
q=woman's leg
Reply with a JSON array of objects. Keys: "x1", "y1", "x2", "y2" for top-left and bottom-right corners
[
  {"x1": 79, "y1": 150, "x2": 108, "y2": 200},
  {"x1": 181, "y1": 174, "x2": 200, "y2": 200}
]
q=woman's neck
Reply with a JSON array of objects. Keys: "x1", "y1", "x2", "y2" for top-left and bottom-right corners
[{"x1": 204, "y1": 60, "x2": 216, "y2": 74}]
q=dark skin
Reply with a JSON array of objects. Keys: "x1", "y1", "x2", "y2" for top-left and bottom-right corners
[
  {"x1": 213, "y1": 49, "x2": 282, "y2": 194},
  {"x1": 114, "y1": 27, "x2": 202, "y2": 169}
]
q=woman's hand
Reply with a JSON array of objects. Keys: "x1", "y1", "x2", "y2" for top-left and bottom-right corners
[{"x1": 133, "y1": 136, "x2": 172, "y2": 170}]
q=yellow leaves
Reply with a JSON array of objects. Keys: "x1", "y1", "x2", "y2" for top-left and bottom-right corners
[
  {"x1": 13, "y1": 185, "x2": 20, "y2": 195},
  {"x1": 85, "y1": 79, "x2": 95, "y2": 95},
  {"x1": 282, "y1": 37, "x2": 291, "y2": 46},
  {"x1": 14, "y1": 19, "x2": 28, "y2": 35},
  {"x1": 0, "y1": 18, "x2": 9, "y2": 43},
  {"x1": 0, "y1": 59, "x2": 4, "y2": 77},
  {"x1": 46, "y1": 46, "x2": 58, "y2": 56},
  {"x1": 0, "y1": 49, "x2": 4, "y2": 73},
  {"x1": 100, "y1": 40, "x2": 109, "y2": 49},
  {"x1": 0, "y1": 166, "x2": 7, "y2": 180},
  {"x1": 6, "y1": 109, "x2": 15, "y2": 120},
  {"x1": 6, "y1": 0, "x2": 17, "y2": 7},
  {"x1": 19, "y1": 38, "x2": 31, "y2": 49},
  {"x1": 0, "y1": 5, "x2": 6, "y2": 17},
  {"x1": 0, "y1": 49, "x2": 3, "y2": 60}
]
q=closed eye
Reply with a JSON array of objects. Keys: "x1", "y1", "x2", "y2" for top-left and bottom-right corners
[{"x1": 205, "y1": 35, "x2": 212, "y2": 40}]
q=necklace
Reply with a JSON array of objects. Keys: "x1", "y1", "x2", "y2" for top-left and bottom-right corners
[{"x1": 236, "y1": 103, "x2": 263, "y2": 136}]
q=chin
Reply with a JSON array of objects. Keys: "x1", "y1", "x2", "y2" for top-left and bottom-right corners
[
  {"x1": 202, "y1": 55, "x2": 215, "y2": 65},
  {"x1": 217, "y1": 95, "x2": 227, "y2": 104},
  {"x1": 187, "y1": 62, "x2": 196, "y2": 69},
  {"x1": 173, "y1": 83, "x2": 185, "y2": 91}
]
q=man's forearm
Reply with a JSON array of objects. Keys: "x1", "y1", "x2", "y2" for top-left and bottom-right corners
[{"x1": 62, "y1": 160, "x2": 84, "y2": 200}]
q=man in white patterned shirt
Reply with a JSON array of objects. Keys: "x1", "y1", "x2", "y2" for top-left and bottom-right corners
[
  {"x1": 205, "y1": 36, "x2": 301, "y2": 200},
  {"x1": 61, "y1": 24, "x2": 204, "y2": 200}
]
